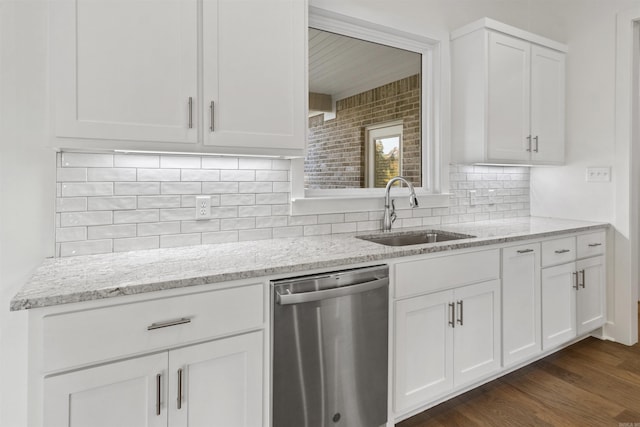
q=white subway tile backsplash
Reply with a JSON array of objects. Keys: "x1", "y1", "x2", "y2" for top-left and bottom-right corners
[
  {"x1": 113, "y1": 209, "x2": 159, "y2": 224},
  {"x1": 114, "y1": 154, "x2": 159, "y2": 168},
  {"x1": 60, "y1": 239, "x2": 112, "y2": 257},
  {"x1": 61, "y1": 211, "x2": 112, "y2": 227},
  {"x1": 61, "y1": 152, "x2": 113, "y2": 168},
  {"x1": 202, "y1": 157, "x2": 238, "y2": 169},
  {"x1": 138, "y1": 196, "x2": 181, "y2": 209},
  {"x1": 138, "y1": 169, "x2": 180, "y2": 182},
  {"x1": 221, "y1": 194, "x2": 255, "y2": 206},
  {"x1": 88, "y1": 196, "x2": 137, "y2": 211},
  {"x1": 56, "y1": 227, "x2": 87, "y2": 242},
  {"x1": 160, "y1": 208, "x2": 195, "y2": 222},
  {"x1": 221, "y1": 170, "x2": 255, "y2": 182},
  {"x1": 57, "y1": 168, "x2": 87, "y2": 182},
  {"x1": 115, "y1": 182, "x2": 160, "y2": 195},
  {"x1": 87, "y1": 168, "x2": 136, "y2": 182},
  {"x1": 239, "y1": 228, "x2": 272, "y2": 241},
  {"x1": 114, "y1": 236, "x2": 160, "y2": 252},
  {"x1": 160, "y1": 155, "x2": 201, "y2": 169},
  {"x1": 137, "y1": 222, "x2": 181, "y2": 236},
  {"x1": 161, "y1": 182, "x2": 201, "y2": 195},
  {"x1": 181, "y1": 220, "x2": 221, "y2": 233},
  {"x1": 88, "y1": 224, "x2": 136, "y2": 239},
  {"x1": 56, "y1": 154, "x2": 530, "y2": 256},
  {"x1": 202, "y1": 230, "x2": 239, "y2": 244},
  {"x1": 62, "y1": 182, "x2": 113, "y2": 197},
  {"x1": 181, "y1": 169, "x2": 220, "y2": 182},
  {"x1": 56, "y1": 197, "x2": 88, "y2": 212},
  {"x1": 160, "y1": 233, "x2": 201, "y2": 248}
]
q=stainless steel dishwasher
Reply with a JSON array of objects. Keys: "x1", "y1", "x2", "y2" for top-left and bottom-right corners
[{"x1": 271, "y1": 265, "x2": 389, "y2": 427}]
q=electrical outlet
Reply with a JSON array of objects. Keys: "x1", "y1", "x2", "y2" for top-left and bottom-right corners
[
  {"x1": 195, "y1": 196, "x2": 211, "y2": 220},
  {"x1": 586, "y1": 167, "x2": 611, "y2": 182}
]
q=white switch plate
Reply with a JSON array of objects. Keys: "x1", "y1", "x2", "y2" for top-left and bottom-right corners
[
  {"x1": 195, "y1": 196, "x2": 211, "y2": 220},
  {"x1": 586, "y1": 167, "x2": 611, "y2": 182}
]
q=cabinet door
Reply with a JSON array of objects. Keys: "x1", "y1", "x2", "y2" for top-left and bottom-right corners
[
  {"x1": 453, "y1": 279, "x2": 501, "y2": 387},
  {"x1": 52, "y1": 0, "x2": 198, "y2": 143},
  {"x1": 168, "y1": 331, "x2": 263, "y2": 427},
  {"x1": 577, "y1": 256, "x2": 606, "y2": 335},
  {"x1": 502, "y1": 244, "x2": 541, "y2": 367},
  {"x1": 202, "y1": 0, "x2": 305, "y2": 153},
  {"x1": 531, "y1": 45, "x2": 566, "y2": 164},
  {"x1": 394, "y1": 290, "x2": 454, "y2": 412},
  {"x1": 541, "y1": 262, "x2": 577, "y2": 350},
  {"x1": 44, "y1": 353, "x2": 167, "y2": 427},
  {"x1": 487, "y1": 32, "x2": 531, "y2": 162}
]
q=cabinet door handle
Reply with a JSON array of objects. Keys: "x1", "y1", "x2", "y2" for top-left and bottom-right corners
[
  {"x1": 517, "y1": 249, "x2": 534, "y2": 254},
  {"x1": 579, "y1": 269, "x2": 586, "y2": 288},
  {"x1": 209, "y1": 101, "x2": 215, "y2": 132},
  {"x1": 156, "y1": 373, "x2": 162, "y2": 416},
  {"x1": 526, "y1": 135, "x2": 532, "y2": 152},
  {"x1": 555, "y1": 249, "x2": 570, "y2": 254},
  {"x1": 177, "y1": 368, "x2": 183, "y2": 410},
  {"x1": 572, "y1": 271, "x2": 579, "y2": 290},
  {"x1": 588, "y1": 243, "x2": 602, "y2": 247},
  {"x1": 448, "y1": 302, "x2": 455, "y2": 328},
  {"x1": 147, "y1": 317, "x2": 191, "y2": 331},
  {"x1": 188, "y1": 97, "x2": 193, "y2": 129},
  {"x1": 533, "y1": 136, "x2": 539, "y2": 153},
  {"x1": 457, "y1": 300, "x2": 464, "y2": 326}
]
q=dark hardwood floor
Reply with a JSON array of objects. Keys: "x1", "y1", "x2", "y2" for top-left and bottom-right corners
[{"x1": 397, "y1": 305, "x2": 640, "y2": 426}]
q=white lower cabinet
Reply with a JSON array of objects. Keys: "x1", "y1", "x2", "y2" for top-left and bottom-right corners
[
  {"x1": 541, "y1": 262, "x2": 578, "y2": 349},
  {"x1": 576, "y1": 256, "x2": 606, "y2": 335},
  {"x1": 394, "y1": 279, "x2": 500, "y2": 412},
  {"x1": 44, "y1": 331, "x2": 263, "y2": 427},
  {"x1": 501, "y1": 243, "x2": 541, "y2": 367}
]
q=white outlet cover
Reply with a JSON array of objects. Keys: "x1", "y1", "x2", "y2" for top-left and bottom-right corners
[
  {"x1": 195, "y1": 196, "x2": 211, "y2": 220},
  {"x1": 586, "y1": 167, "x2": 611, "y2": 182}
]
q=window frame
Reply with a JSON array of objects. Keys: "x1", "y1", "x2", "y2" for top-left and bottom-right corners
[
  {"x1": 365, "y1": 121, "x2": 404, "y2": 188},
  {"x1": 290, "y1": 7, "x2": 448, "y2": 215}
]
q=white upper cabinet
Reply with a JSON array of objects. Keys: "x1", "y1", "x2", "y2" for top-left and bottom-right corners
[
  {"x1": 203, "y1": 0, "x2": 306, "y2": 153},
  {"x1": 51, "y1": 0, "x2": 306, "y2": 156},
  {"x1": 451, "y1": 18, "x2": 567, "y2": 165},
  {"x1": 52, "y1": 0, "x2": 198, "y2": 144}
]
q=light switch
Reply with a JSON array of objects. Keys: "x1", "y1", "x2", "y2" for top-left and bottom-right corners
[{"x1": 585, "y1": 167, "x2": 611, "y2": 182}]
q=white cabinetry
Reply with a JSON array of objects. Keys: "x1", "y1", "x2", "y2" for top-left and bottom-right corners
[
  {"x1": 34, "y1": 282, "x2": 265, "y2": 427},
  {"x1": 393, "y1": 250, "x2": 501, "y2": 413},
  {"x1": 451, "y1": 18, "x2": 566, "y2": 165},
  {"x1": 52, "y1": 0, "x2": 305, "y2": 156},
  {"x1": 541, "y1": 232, "x2": 606, "y2": 350},
  {"x1": 501, "y1": 243, "x2": 541, "y2": 367},
  {"x1": 44, "y1": 333, "x2": 262, "y2": 427}
]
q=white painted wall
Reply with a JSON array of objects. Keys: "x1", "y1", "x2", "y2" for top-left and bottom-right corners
[{"x1": 0, "y1": 1, "x2": 56, "y2": 425}]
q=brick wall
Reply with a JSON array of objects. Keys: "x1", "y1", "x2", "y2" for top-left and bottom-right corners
[{"x1": 306, "y1": 74, "x2": 421, "y2": 189}]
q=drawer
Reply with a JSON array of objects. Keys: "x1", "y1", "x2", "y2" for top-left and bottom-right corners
[
  {"x1": 395, "y1": 249, "x2": 500, "y2": 298},
  {"x1": 577, "y1": 231, "x2": 606, "y2": 258},
  {"x1": 541, "y1": 237, "x2": 576, "y2": 267},
  {"x1": 43, "y1": 283, "x2": 263, "y2": 373}
]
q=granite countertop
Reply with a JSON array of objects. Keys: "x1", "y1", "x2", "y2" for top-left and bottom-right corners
[{"x1": 10, "y1": 217, "x2": 609, "y2": 311}]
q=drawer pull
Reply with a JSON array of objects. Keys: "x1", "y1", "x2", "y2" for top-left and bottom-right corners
[
  {"x1": 554, "y1": 249, "x2": 570, "y2": 254},
  {"x1": 156, "y1": 373, "x2": 162, "y2": 416},
  {"x1": 517, "y1": 249, "x2": 534, "y2": 254},
  {"x1": 448, "y1": 302, "x2": 455, "y2": 328},
  {"x1": 147, "y1": 317, "x2": 192, "y2": 331},
  {"x1": 588, "y1": 243, "x2": 602, "y2": 247},
  {"x1": 177, "y1": 368, "x2": 183, "y2": 410}
]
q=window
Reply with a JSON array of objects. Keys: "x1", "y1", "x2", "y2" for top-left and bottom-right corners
[{"x1": 366, "y1": 122, "x2": 403, "y2": 188}]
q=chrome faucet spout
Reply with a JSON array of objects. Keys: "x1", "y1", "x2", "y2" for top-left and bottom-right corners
[{"x1": 382, "y1": 176, "x2": 419, "y2": 232}]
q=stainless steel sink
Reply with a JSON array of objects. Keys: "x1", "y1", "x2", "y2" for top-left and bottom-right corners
[{"x1": 357, "y1": 230, "x2": 476, "y2": 246}]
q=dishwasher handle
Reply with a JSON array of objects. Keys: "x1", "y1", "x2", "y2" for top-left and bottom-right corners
[{"x1": 276, "y1": 277, "x2": 389, "y2": 305}]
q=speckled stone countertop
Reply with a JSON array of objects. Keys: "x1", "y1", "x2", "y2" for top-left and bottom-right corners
[{"x1": 11, "y1": 217, "x2": 608, "y2": 311}]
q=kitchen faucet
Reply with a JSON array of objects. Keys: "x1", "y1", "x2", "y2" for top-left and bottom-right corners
[{"x1": 382, "y1": 176, "x2": 419, "y2": 232}]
